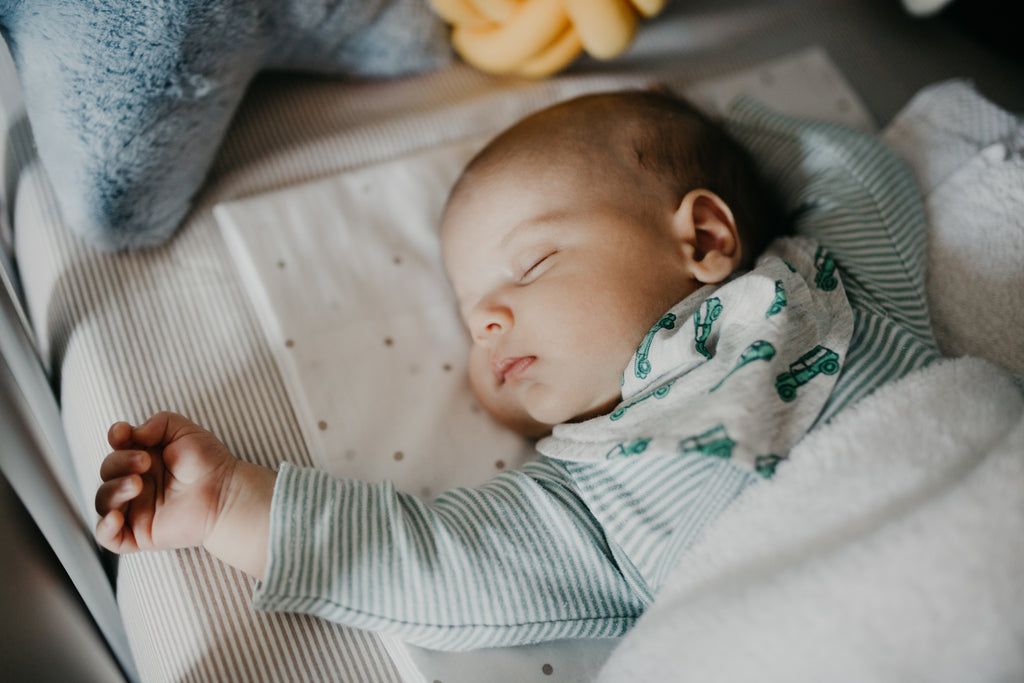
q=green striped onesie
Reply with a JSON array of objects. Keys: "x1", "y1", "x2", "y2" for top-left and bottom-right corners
[{"x1": 252, "y1": 101, "x2": 940, "y2": 650}]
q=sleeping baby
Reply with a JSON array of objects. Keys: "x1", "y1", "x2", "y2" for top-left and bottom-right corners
[{"x1": 94, "y1": 90, "x2": 939, "y2": 650}]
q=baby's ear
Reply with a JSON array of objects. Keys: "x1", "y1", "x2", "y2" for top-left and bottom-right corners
[{"x1": 672, "y1": 189, "x2": 743, "y2": 284}]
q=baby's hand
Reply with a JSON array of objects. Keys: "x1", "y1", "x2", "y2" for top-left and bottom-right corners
[{"x1": 95, "y1": 412, "x2": 239, "y2": 556}]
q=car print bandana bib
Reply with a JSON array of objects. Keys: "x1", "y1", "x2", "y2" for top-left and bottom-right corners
[{"x1": 537, "y1": 236, "x2": 854, "y2": 478}]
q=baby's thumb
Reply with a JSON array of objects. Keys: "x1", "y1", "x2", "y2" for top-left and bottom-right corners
[
  {"x1": 107, "y1": 420, "x2": 135, "y2": 449},
  {"x1": 130, "y1": 411, "x2": 196, "y2": 447}
]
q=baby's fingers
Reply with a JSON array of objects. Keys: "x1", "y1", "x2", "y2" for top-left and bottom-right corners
[
  {"x1": 107, "y1": 421, "x2": 135, "y2": 449},
  {"x1": 94, "y1": 475, "x2": 143, "y2": 517},
  {"x1": 95, "y1": 509, "x2": 137, "y2": 554},
  {"x1": 99, "y1": 449, "x2": 151, "y2": 482},
  {"x1": 130, "y1": 411, "x2": 200, "y2": 448}
]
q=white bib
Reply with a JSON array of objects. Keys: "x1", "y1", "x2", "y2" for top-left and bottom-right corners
[{"x1": 537, "y1": 236, "x2": 854, "y2": 478}]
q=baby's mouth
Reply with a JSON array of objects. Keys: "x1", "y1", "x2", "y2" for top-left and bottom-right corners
[{"x1": 493, "y1": 356, "x2": 536, "y2": 385}]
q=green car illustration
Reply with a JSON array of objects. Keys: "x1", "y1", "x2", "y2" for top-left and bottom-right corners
[
  {"x1": 710, "y1": 340, "x2": 776, "y2": 392},
  {"x1": 610, "y1": 382, "x2": 673, "y2": 421},
  {"x1": 678, "y1": 425, "x2": 735, "y2": 460},
  {"x1": 775, "y1": 345, "x2": 840, "y2": 402},
  {"x1": 693, "y1": 297, "x2": 723, "y2": 359},
  {"x1": 766, "y1": 280, "x2": 787, "y2": 318},
  {"x1": 814, "y1": 246, "x2": 839, "y2": 291},
  {"x1": 605, "y1": 438, "x2": 652, "y2": 460},
  {"x1": 754, "y1": 454, "x2": 783, "y2": 478},
  {"x1": 634, "y1": 313, "x2": 676, "y2": 380}
]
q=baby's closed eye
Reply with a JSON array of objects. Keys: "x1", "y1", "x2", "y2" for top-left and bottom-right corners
[{"x1": 517, "y1": 250, "x2": 558, "y2": 283}]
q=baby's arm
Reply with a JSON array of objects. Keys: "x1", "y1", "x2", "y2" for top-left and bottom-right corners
[
  {"x1": 254, "y1": 458, "x2": 645, "y2": 650},
  {"x1": 94, "y1": 411, "x2": 275, "y2": 579},
  {"x1": 97, "y1": 414, "x2": 646, "y2": 649}
]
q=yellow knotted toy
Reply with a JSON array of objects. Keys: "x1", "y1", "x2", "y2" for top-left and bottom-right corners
[{"x1": 429, "y1": 0, "x2": 667, "y2": 77}]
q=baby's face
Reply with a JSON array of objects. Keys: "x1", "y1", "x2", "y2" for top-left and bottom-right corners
[{"x1": 441, "y1": 153, "x2": 701, "y2": 437}]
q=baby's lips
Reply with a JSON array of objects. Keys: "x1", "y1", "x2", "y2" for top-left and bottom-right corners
[{"x1": 492, "y1": 355, "x2": 536, "y2": 384}]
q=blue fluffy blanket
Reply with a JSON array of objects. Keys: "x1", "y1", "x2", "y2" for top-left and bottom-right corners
[{"x1": 0, "y1": 0, "x2": 449, "y2": 249}]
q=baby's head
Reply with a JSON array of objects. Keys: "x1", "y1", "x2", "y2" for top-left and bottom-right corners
[{"x1": 441, "y1": 90, "x2": 785, "y2": 437}]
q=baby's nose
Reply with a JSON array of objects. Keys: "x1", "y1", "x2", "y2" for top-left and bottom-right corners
[{"x1": 470, "y1": 304, "x2": 513, "y2": 344}]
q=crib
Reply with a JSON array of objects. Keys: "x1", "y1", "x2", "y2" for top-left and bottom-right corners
[{"x1": 2, "y1": 1, "x2": 1022, "y2": 681}]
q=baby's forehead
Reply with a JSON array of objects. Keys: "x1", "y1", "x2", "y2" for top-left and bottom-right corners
[
  {"x1": 440, "y1": 113, "x2": 636, "y2": 243},
  {"x1": 458, "y1": 139, "x2": 602, "y2": 197}
]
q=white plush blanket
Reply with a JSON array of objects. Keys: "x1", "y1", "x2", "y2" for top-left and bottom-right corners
[
  {"x1": 883, "y1": 81, "x2": 1024, "y2": 378},
  {"x1": 598, "y1": 80, "x2": 1024, "y2": 682},
  {"x1": 597, "y1": 357, "x2": 1024, "y2": 681}
]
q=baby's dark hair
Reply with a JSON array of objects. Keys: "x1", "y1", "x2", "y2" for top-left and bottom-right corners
[
  {"x1": 608, "y1": 89, "x2": 788, "y2": 265},
  {"x1": 452, "y1": 89, "x2": 788, "y2": 267}
]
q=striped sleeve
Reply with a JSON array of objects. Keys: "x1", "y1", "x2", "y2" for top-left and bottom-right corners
[
  {"x1": 727, "y1": 101, "x2": 941, "y2": 418},
  {"x1": 561, "y1": 454, "x2": 760, "y2": 594},
  {"x1": 252, "y1": 460, "x2": 646, "y2": 651}
]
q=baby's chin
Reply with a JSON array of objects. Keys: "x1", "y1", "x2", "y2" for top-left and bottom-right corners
[
  {"x1": 470, "y1": 383, "x2": 554, "y2": 438},
  {"x1": 487, "y1": 392, "x2": 622, "y2": 439},
  {"x1": 497, "y1": 411, "x2": 555, "y2": 439},
  {"x1": 468, "y1": 368, "x2": 622, "y2": 438}
]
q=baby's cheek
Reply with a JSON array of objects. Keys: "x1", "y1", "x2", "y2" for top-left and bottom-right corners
[{"x1": 466, "y1": 347, "x2": 490, "y2": 393}]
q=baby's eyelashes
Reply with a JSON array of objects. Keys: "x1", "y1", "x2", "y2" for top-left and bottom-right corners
[{"x1": 517, "y1": 250, "x2": 557, "y2": 284}]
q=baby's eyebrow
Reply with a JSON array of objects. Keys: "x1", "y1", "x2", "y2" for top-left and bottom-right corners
[{"x1": 499, "y1": 211, "x2": 570, "y2": 249}]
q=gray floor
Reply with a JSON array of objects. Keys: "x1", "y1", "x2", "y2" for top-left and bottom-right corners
[{"x1": 581, "y1": 0, "x2": 1023, "y2": 126}]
